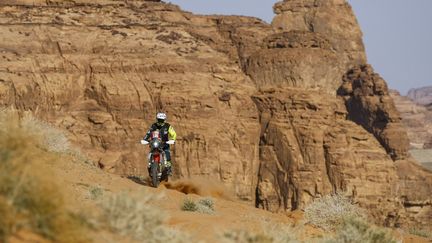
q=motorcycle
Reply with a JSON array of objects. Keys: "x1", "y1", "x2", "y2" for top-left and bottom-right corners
[{"x1": 140, "y1": 130, "x2": 175, "y2": 188}]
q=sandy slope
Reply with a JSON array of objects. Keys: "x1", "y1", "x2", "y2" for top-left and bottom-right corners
[
  {"x1": 48, "y1": 157, "x2": 317, "y2": 242},
  {"x1": 47, "y1": 158, "x2": 429, "y2": 243}
]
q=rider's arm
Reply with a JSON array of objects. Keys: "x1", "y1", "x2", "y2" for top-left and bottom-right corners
[
  {"x1": 143, "y1": 125, "x2": 154, "y2": 141},
  {"x1": 168, "y1": 126, "x2": 177, "y2": 141}
]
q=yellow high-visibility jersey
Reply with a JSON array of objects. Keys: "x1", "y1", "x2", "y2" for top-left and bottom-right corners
[{"x1": 168, "y1": 126, "x2": 177, "y2": 141}]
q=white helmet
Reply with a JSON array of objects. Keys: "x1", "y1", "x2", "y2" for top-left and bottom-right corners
[{"x1": 156, "y1": 112, "x2": 167, "y2": 121}]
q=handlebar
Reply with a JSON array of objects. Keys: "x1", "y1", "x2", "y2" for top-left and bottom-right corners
[{"x1": 140, "y1": 140, "x2": 175, "y2": 145}]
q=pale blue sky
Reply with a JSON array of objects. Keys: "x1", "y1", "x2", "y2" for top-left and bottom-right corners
[{"x1": 167, "y1": 0, "x2": 432, "y2": 94}]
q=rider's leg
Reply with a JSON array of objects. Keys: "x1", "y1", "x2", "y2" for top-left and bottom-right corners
[
  {"x1": 147, "y1": 153, "x2": 152, "y2": 175},
  {"x1": 164, "y1": 147, "x2": 172, "y2": 175}
]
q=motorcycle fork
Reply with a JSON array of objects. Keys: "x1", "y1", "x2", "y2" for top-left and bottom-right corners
[{"x1": 159, "y1": 151, "x2": 166, "y2": 173}]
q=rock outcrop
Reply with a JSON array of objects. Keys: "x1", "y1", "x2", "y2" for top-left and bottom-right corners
[
  {"x1": 0, "y1": 0, "x2": 431, "y2": 228},
  {"x1": 253, "y1": 89, "x2": 400, "y2": 224},
  {"x1": 408, "y1": 86, "x2": 432, "y2": 108},
  {"x1": 244, "y1": 0, "x2": 366, "y2": 94},
  {"x1": 396, "y1": 159, "x2": 432, "y2": 228},
  {"x1": 338, "y1": 65, "x2": 410, "y2": 160},
  {"x1": 0, "y1": 0, "x2": 263, "y2": 200},
  {"x1": 272, "y1": 0, "x2": 366, "y2": 65},
  {"x1": 390, "y1": 90, "x2": 432, "y2": 149}
]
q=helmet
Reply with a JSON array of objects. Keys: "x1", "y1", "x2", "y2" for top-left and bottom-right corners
[{"x1": 156, "y1": 112, "x2": 167, "y2": 123}]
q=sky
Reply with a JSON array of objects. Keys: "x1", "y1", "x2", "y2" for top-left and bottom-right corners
[{"x1": 167, "y1": 0, "x2": 432, "y2": 94}]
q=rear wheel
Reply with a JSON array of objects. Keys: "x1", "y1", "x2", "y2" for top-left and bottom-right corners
[{"x1": 150, "y1": 163, "x2": 159, "y2": 188}]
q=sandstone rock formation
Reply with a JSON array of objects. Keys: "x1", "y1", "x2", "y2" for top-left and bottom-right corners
[
  {"x1": 253, "y1": 89, "x2": 400, "y2": 224},
  {"x1": 245, "y1": 0, "x2": 366, "y2": 94},
  {"x1": 396, "y1": 159, "x2": 432, "y2": 228},
  {"x1": 408, "y1": 86, "x2": 432, "y2": 108},
  {"x1": 337, "y1": 65, "x2": 410, "y2": 160},
  {"x1": 0, "y1": 0, "x2": 264, "y2": 201},
  {"x1": 272, "y1": 0, "x2": 366, "y2": 65},
  {"x1": 390, "y1": 90, "x2": 432, "y2": 149},
  {"x1": 0, "y1": 0, "x2": 431, "y2": 228}
]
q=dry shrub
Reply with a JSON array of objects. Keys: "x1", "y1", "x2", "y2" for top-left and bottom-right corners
[
  {"x1": 20, "y1": 112, "x2": 70, "y2": 153},
  {"x1": 304, "y1": 193, "x2": 366, "y2": 231},
  {"x1": 221, "y1": 224, "x2": 301, "y2": 243},
  {"x1": 197, "y1": 197, "x2": 215, "y2": 214},
  {"x1": 324, "y1": 217, "x2": 398, "y2": 243},
  {"x1": 0, "y1": 110, "x2": 89, "y2": 242},
  {"x1": 409, "y1": 228, "x2": 432, "y2": 239},
  {"x1": 181, "y1": 197, "x2": 215, "y2": 214},
  {"x1": 88, "y1": 185, "x2": 104, "y2": 200},
  {"x1": 181, "y1": 197, "x2": 198, "y2": 212},
  {"x1": 222, "y1": 230, "x2": 273, "y2": 243},
  {"x1": 1, "y1": 109, "x2": 91, "y2": 164},
  {"x1": 0, "y1": 196, "x2": 15, "y2": 239},
  {"x1": 100, "y1": 192, "x2": 190, "y2": 243}
]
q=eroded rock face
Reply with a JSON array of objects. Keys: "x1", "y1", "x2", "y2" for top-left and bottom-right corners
[
  {"x1": 245, "y1": 30, "x2": 345, "y2": 93},
  {"x1": 0, "y1": 0, "x2": 431, "y2": 227},
  {"x1": 396, "y1": 159, "x2": 432, "y2": 228},
  {"x1": 408, "y1": 86, "x2": 432, "y2": 108},
  {"x1": 253, "y1": 89, "x2": 400, "y2": 225},
  {"x1": 338, "y1": 65, "x2": 410, "y2": 160},
  {"x1": 243, "y1": 0, "x2": 365, "y2": 94},
  {"x1": 272, "y1": 0, "x2": 366, "y2": 65},
  {"x1": 390, "y1": 90, "x2": 432, "y2": 149},
  {"x1": 0, "y1": 0, "x2": 262, "y2": 200}
]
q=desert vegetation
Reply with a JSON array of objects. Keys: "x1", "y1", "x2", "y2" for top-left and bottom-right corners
[
  {"x1": 323, "y1": 217, "x2": 398, "y2": 243},
  {"x1": 409, "y1": 227, "x2": 432, "y2": 239},
  {"x1": 0, "y1": 110, "x2": 190, "y2": 242},
  {"x1": 181, "y1": 197, "x2": 215, "y2": 214},
  {"x1": 221, "y1": 193, "x2": 399, "y2": 243},
  {"x1": 88, "y1": 185, "x2": 104, "y2": 200},
  {"x1": 0, "y1": 110, "x2": 89, "y2": 242},
  {"x1": 221, "y1": 224, "x2": 301, "y2": 243},
  {"x1": 304, "y1": 193, "x2": 366, "y2": 231},
  {"x1": 0, "y1": 109, "x2": 413, "y2": 242},
  {"x1": 305, "y1": 194, "x2": 398, "y2": 243},
  {"x1": 99, "y1": 191, "x2": 191, "y2": 242}
]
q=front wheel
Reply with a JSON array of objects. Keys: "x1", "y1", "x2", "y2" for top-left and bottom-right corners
[{"x1": 150, "y1": 163, "x2": 159, "y2": 188}]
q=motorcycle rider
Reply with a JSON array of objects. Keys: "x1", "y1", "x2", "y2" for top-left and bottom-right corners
[{"x1": 143, "y1": 112, "x2": 177, "y2": 175}]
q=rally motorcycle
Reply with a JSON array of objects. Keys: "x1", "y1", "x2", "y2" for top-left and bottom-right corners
[{"x1": 140, "y1": 130, "x2": 174, "y2": 188}]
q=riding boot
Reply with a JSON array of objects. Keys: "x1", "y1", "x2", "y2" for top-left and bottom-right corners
[{"x1": 166, "y1": 161, "x2": 172, "y2": 176}]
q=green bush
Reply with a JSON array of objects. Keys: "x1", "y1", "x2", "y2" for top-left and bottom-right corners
[{"x1": 181, "y1": 197, "x2": 198, "y2": 212}]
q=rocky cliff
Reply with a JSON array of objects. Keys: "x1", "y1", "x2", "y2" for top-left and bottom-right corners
[
  {"x1": 390, "y1": 90, "x2": 432, "y2": 149},
  {"x1": 0, "y1": 0, "x2": 431, "y2": 228},
  {"x1": 408, "y1": 86, "x2": 432, "y2": 109}
]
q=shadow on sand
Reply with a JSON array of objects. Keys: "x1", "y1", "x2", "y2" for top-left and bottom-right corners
[{"x1": 126, "y1": 175, "x2": 150, "y2": 186}]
